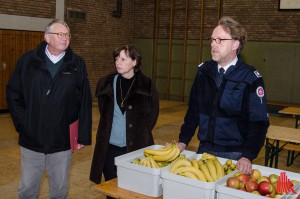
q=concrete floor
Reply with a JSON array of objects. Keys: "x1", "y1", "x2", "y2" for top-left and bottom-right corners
[{"x1": 0, "y1": 100, "x2": 299, "y2": 198}]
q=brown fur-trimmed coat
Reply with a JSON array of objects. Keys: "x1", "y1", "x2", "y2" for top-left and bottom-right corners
[{"x1": 90, "y1": 71, "x2": 159, "y2": 184}]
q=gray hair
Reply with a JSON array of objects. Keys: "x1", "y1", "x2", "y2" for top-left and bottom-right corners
[{"x1": 45, "y1": 19, "x2": 70, "y2": 33}]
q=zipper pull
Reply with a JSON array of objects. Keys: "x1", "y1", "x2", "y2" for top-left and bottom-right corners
[{"x1": 46, "y1": 89, "x2": 51, "y2": 95}]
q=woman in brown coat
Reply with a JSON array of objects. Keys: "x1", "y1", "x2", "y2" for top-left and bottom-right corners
[{"x1": 90, "y1": 45, "x2": 159, "y2": 191}]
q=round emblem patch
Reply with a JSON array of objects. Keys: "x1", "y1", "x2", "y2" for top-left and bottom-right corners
[{"x1": 256, "y1": 86, "x2": 264, "y2": 98}]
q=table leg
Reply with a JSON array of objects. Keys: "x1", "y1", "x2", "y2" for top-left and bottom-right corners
[
  {"x1": 275, "y1": 140, "x2": 279, "y2": 168},
  {"x1": 265, "y1": 138, "x2": 270, "y2": 167}
]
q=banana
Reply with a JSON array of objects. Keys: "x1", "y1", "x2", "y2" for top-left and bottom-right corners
[
  {"x1": 173, "y1": 166, "x2": 207, "y2": 182},
  {"x1": 152, "y1": 145, "x2": 178, "y2": 162},
  {"x1": 180, "y1": 171, "x2": 198, "y2": 180},
  {"x1": 226, "y1": 159, "x2": 232, "y2": 166},
  {"x1": 169, "y1": 159, "x2": 192, "y2": 173},
  {"x1": 213, "y1": 159, "x2": 225, "y2": 179},
  {"x1": 198, "y1": 160, "x2": 214, "y2": 182},
  {"x1": 191, "y1": 158, "x2": 199, "y2": 169},
  {"x1": 132, "y1": 158, "x2": 140, "y2": 165},
  {"x1": 205, "y1": 159, "x2": 218, "y2": 181},
  {"x1": 139, "y1": 157, "x2": 147, "y2": 166},
  {"x1": 149, "y1": 157, "x2": 160, "y2": 169},
  {"x1": 201, "y1": 153, "x2": 217, "y2": 161},
  {"x1": 166, "y1": 145, "x2": 180, "y2": 162},
  {"x1": 145, "y1": 158, "x2": 151, "y2": 168},
  {"x1": 223, "y1": 163, "x2": 228, "y2": 172},
  {"x1": 144, "y1": 144, "x2": 173, "y2": 156}
]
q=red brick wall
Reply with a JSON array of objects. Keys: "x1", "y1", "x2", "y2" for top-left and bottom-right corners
[
  {"x1": 0, "y1": 0, "x2": 55, "y2": 18},
  {"x1": 65, "y1": 0, "x2": 134, "y2": 96},
  {"x1": 134, "y1": 0, "x2": 300, "y2": 42}
]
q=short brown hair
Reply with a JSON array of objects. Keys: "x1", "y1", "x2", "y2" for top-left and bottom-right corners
[
  {"x1": 218, "y1": 16, "x2": 247, "y2": 54},
  {"x1": 113, "y1": 44, "x2": 142, "y2": 72}
]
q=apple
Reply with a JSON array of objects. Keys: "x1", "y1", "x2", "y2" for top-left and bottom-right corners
[
  {"x1": 245, "y1": 180, "x2": 259, "y2": 192},
  {"x1": 258, "y1": 181, "x2": 273, "y2": 195},
  {"x1": 239, "y1": 187, "x2": 247, "y2": 191},
  {"x1": 237, "y1": 174, "x2": 250, "y2": 185},
  {"x1": 227, "y1": 177, "x2": 240, "y2": 189},
  {"x1": 274, "y1": 194, "x2": 283, "y2": 198},
  {"x1": 272, "y1": 182, "x2": 278, "y2": 193},
  {"x1": 257, "y1": 176, "x2": 270, "y2": 184},
  {"x1": 269, "y1": 174, "x2": 279, "y2": 184},
  {"x1": 250, "y1": 169, "x2": 261, "y2": 181},
  {"x1": 234, "y1": 171, "x2": 243, "y2": 177},
  {"x1": 291, "y1": 179, "x2": 299, "y2": 186},
  {"x1": 251, "y1": 190, "x2": 261, "y2": 195}
]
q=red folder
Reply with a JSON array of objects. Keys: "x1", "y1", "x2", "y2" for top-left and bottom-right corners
[{"x1": 69, "y1": 119, "x2": 79, "y2": 152}]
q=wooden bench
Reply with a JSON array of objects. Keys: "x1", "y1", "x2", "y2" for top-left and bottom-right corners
[
  {"x1": 265, "y1": 125, "x2": 300, "y2": 168},
  {"x1": 283, "y1": 143, "x2": 300, "y2": 166}
]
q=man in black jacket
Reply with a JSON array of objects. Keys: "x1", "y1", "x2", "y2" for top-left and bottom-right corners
[
  {"x1": 176, "y1": 16, "x2": 269, "y2": 175},
  {"x1": 6, "y1": 19, "x2": 92, "y2": 199}
]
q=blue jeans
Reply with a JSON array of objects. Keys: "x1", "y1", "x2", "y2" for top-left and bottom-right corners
[
  {"x1": 197, "y1": 144, "x2": 242, "y2": 160},
  {"x1": 18, "y1": 147, "x2": 72, "y2": 199}
]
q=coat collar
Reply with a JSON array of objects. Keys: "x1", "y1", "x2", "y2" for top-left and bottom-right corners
[{"x1": 96, "y1": 71, "x2": 153, "y2": 97}]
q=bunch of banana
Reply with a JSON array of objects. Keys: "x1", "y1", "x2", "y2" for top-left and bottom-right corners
[
  {"x1": 222, "y1": 159, "x2": 236, "y2": 175},
  {"x1": 144, "y1": 143, "x2": 180, "y2": 162},
  {"x1": 169, "y1": 158, "x2": 207, "y2": 182},
  {"x1": 197, "y1": 153, "x2": 225, "y2": 182},
  {"x1": 132, "y1": 156, "x2": 160, "y2": 169}
]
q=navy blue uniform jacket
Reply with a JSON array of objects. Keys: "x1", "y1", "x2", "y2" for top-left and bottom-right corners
[{"x1": 179, "y1": 57, "x2": 269, "y2": 161}]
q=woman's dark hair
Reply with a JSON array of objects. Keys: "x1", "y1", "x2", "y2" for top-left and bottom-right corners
[{"x1": 113, "y1": 44, "x2": 142, "y2": 72}]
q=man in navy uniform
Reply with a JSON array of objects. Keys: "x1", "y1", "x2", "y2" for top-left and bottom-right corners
[{"x1": 176, "y1": 16, "x2": 269, "y2": 175}]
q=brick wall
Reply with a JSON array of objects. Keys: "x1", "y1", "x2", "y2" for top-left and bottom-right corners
[
  {"x1": 65, "y1": 0, "x2": 135, "y2": 96},
  {"x1": 134, "y1": 0, "x2": 300, "y2": 42},
  {"x1": 0, "y1": 0, "x2": 55, "y2": 18},
  {"x1": 0, "y1": 0, "x2": 134, "y2": 100}
]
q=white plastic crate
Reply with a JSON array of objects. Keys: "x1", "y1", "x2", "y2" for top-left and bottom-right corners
[
  {"x1": 215, "y1": 164, "x2": 300, "y2": 199},
  {"x1": 114, "y1": 144, "x2": 196, "y2": 197},
  {"x1": 161, "y1": 154, "x2": 234, "y2": 199}
]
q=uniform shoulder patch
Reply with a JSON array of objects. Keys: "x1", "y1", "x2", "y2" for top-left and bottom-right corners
[{"x1": 254, "y1": 70, "x2": 262, "y2": 78}]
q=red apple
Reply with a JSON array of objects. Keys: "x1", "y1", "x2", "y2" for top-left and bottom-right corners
[
  {"x1": 246, "y1": 180, "x2": 259, "y2": 192},
  {"x1": 258, "y1": 181, "x2": 273, "y2": 195},
  {"x1": 237, "y1": 174, "x2": 250, "y2": 185},
  {"x1": 227, "y1": 177, "x2": 240, "y2": 189},
  {"x1": 269, "y1": 174, "x2": 279, "y2": 184},
  {"x1": 239, "y1": 187, "x2": 247, "y2": 191},
  {"x1": 257, "y1": 176, "x2": 270, "y2": 184},
  {"x1": 250, "y1": 169, "x2": 261, "y2": 181}
]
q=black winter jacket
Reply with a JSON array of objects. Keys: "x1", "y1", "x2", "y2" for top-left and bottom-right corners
[
  {"x1": 6, "y1": 41, "x2": 92, "y2": 153},
  {"x1": 179, "y1": 57, "x2": 269, "y2": 161},
  {"x1": 90, "y1": 71, "x2": 159, "y2": 184}
]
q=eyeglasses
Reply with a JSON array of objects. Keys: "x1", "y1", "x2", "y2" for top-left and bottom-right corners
[
  {"x1": 211, "y1": 38, "x2": 235, "y2": 44},
  {"x1": 48, "y1": 32, "x2": 71, "y2": 39}
]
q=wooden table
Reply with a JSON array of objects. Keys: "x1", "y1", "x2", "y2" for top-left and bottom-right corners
[
  {"x1": 278, "y1": 107, "x2": 300, "y2": 128},
  {"x1": 92, "y1": 178, "x2": 163, "y2": 199},
  {"x1": 265, "y1": 125, "x2": 300, "y2": 168}
]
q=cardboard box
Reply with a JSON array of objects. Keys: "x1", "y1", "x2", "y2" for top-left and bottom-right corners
[
  {"x1": 216, "y1": 164, "x2": 300, "y2": 199},
  {"x1": 161, "y1": 154, "x2": 233, "y2": 199},
  {"x1": 115, "y1": 145, "x2": 195, "y2": 197}
]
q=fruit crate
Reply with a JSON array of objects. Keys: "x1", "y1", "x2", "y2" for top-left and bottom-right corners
[
  {"x1": 215, "y1": 164, "x2": 300, "y2": 199},
  {"x1": 160, "y1": 154, "x2": 235, "y2": 199},
  {"x1": 114, "y1": 144, "x2": 196, "y2": 197}
]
